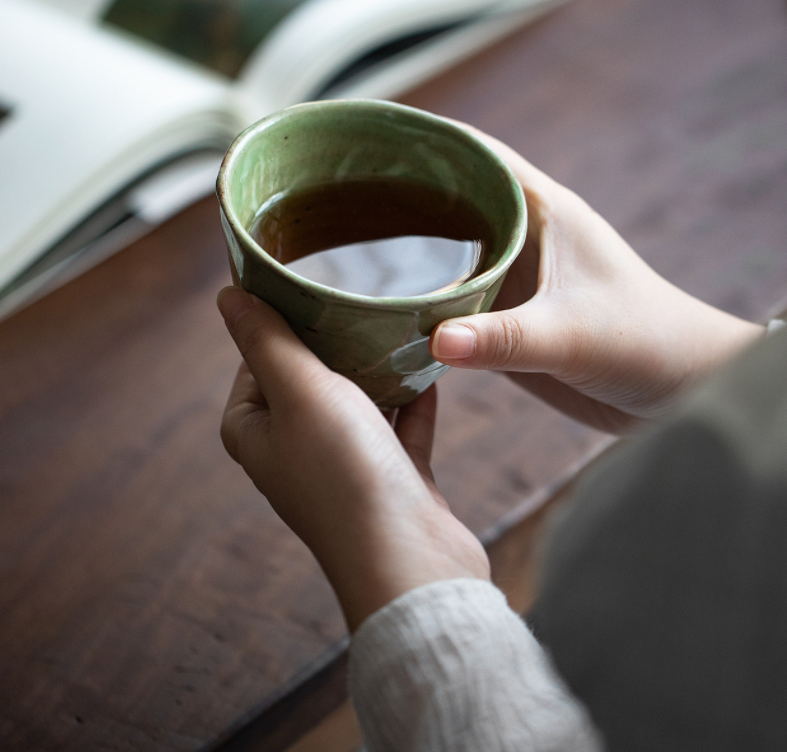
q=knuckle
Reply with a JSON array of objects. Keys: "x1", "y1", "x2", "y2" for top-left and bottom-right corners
[
  {"x1": 220, "y1": 413, "x2": 240, "y2": 463},
  {"x1": 221, "y1": 408, "x2": 270, "y2": 467},
  {"x1": 490, "y1": 312, "x2": 527, "y2": 368}
]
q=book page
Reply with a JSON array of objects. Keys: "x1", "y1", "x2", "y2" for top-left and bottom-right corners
[
  {"x1": 237, "y1": 0, "x2": 566, "y2": 114},
  {"x1": 32, "y1": 0, "x2": 113, "y2": 22},
  {"x1": 101, "y1": 0, "x2": 312, "y2": 78},
  {"x1": 32, "y1": 0, "x2": 314, "y2": 79},
  {"x1": 0, "y1": 0, "x2": 237, "y2": 291}
]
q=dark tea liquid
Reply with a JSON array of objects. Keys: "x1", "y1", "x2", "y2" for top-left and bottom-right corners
[{"x1": 248, "y1": 178, "x2": 494, "y2": 297}]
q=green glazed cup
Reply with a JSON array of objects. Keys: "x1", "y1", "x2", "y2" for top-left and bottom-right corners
[{"x1": 217, "y1": 100, "x2": 526, "y2": 409}]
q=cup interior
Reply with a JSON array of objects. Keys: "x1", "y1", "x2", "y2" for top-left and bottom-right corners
[{"x1": 219, "y1": 100, "x2": 524, "y2": 301}]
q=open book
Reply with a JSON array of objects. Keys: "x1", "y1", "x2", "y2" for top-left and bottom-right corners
[{"x1": 0, "y1": 0, "x2": 565, "y2": 318}]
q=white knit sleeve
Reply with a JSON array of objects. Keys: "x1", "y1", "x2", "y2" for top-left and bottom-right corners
[{"x1": 348, "y1": 578, "x2": 604, "y2": 752}]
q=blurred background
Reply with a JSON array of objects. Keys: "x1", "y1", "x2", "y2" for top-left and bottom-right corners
[{"x1": 0, "y1": 0, "x2": 562, "y2": 317}]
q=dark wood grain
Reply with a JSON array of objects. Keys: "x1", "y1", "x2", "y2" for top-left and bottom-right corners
[
  {"x1": 1, "y1": 0, "x2": 786, "y2": 750},
  {"x1": 0, "y1": 200, "x2": 347, "y2": 752},
  {"x1": 206, "y1": 641, "x2": 350, "y2": 752}
]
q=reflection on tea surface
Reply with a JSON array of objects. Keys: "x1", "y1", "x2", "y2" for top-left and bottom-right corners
[
  {"x1": 284, "y1": 235, "x2": 481, "y2": 297},
  {"x1": 249, "y1": 178, "x2": 493, "y2": 298}
]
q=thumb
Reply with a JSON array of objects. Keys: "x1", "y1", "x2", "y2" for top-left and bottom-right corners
[{"x1": 429, "y1": 304, "x2": 570, "y2": 374}]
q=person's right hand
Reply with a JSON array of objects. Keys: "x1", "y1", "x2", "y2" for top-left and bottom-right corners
[{"x1": 429, "y1": 128, "x2": 764, "y2": 433}]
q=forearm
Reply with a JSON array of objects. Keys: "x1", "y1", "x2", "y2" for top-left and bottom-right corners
[
  {"x1": 309, "y1": 499, "x2": 491, "y2": 633},
  {"x1": 349, "y1": 579, "x2": 603, "y2": 752}
]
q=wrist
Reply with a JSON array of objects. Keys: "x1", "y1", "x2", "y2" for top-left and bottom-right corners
[
  {"x1": 630, "y1": 292, "x2": 766, "y2": 419},
  {"x1": 309, "y1": 505, "x2": 490, "y2": 633}
]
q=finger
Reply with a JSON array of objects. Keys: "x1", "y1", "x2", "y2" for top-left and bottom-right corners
[
  {"x1": 429, "y1": 298, "x2": 578, "y2": 375},
  {"x1": 394, "y1": 385, "x2": 437, "y2": 479},
  {"x1": 220, "y1": 361, "x2": 267, "y2": 463},
  {"x1": 381, "y1": 407, "x2": 398, "y2": 426},
  {"x1": 217, "y1": 286, "x2": 327, "y2": 408},
  {"x1": 225, "y1": 359, "x2": 268, "y2": 412}
]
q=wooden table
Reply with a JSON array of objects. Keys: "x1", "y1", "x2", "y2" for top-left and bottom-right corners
[{"x1": 2, "y1": 0, "x2": 787, "y2": 749}]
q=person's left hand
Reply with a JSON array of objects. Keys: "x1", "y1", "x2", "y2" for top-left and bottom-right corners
[{"x1": 217, "y1": 286, "x2": 489, "y2": 632}]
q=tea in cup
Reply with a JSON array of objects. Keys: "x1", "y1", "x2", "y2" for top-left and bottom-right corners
[{"x1": 217, "y1": 100, "x2": 526, "y2": 408}]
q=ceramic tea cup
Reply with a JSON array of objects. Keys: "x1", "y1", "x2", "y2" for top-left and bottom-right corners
[{"x1": 216, "y1": 99, "x2": 526, "y2": 409}]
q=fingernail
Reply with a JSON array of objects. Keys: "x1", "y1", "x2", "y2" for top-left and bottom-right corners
[
  {"x1": 217, "y1": 287, "x2": 254, "y2": 331},
  {"x1": 432, "y1": 322, "x2": 476, "y2": 360}
]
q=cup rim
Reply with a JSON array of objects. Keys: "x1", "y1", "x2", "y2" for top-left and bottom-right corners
[{"x1": 217, "y1": 99, "x2": 527, "y2": 309}]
